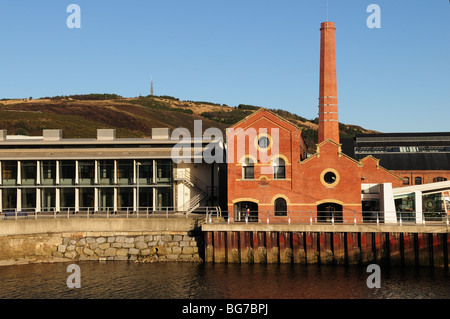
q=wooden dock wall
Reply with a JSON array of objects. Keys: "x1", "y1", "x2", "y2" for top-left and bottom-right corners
[{"x1": 204, "y1": 229, "x2": 449, "y2": 268}]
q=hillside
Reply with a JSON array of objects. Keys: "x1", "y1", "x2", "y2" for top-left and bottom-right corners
[{"x1": 0, "y1": 94, "x2": 377, "y2": 153}]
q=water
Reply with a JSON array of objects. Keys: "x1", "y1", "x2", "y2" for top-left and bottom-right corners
[{"x1": 0, "y1": 262, "x2": 448, "y2": 299}]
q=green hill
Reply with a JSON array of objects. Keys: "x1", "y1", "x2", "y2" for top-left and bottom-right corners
[{"x1": 0, "y1": 94, "x2": 377, "y2": 153}]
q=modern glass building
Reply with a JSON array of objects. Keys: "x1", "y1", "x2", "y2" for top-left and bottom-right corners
[{"x1": 0, "y1": 128, "x2": 224, "y2": 215}]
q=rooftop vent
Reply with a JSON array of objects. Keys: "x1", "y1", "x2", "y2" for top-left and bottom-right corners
[
  {"x1": 152, "y1": 128, "x2": 170, "y2": 140},
  {"x1": 43, "y1": 129, "x2": 63, "y2": 141},
  {"x1": 97, "y1": 129, "x2": 116, "y2": 141}
]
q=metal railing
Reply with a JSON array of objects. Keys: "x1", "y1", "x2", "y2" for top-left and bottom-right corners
[
  {"x1": 204, "y1": 210, "x2": 450, "y2": 226},
  {"x1": 0, "y1": 206, "x2": 182, "y2": 220}
]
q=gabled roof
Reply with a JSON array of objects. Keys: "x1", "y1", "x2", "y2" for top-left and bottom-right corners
[{"x1": 227, "y1": 108, "x2": 301, "y2": 133}]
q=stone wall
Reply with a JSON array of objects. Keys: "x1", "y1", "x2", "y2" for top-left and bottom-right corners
[
  {"x1": 0, "y1": 218, "x2": 205, "y2": 265},
  {"x1": 53, "y1": 232, "x2": 202, "y2": 262}
]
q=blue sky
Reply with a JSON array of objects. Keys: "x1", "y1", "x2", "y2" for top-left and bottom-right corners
[{"x1": 0, "y1": 0, "x2": 449, "y2": 133}]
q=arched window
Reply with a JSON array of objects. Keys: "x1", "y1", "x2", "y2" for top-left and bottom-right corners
[
  {"x1": 273, "y1": 158, "x2": 286, "y2": 179},
  {"x1": 415, "y1": 177, "x2": 422, "y2": 185},
  {"x1": 242, "y1": 158, "x2": 254, "y2": 179},
  {"x1": 403, "y1": 177, "x2": 410, "y2": 185},
  {"x1": 274, "y1": 198, "x2": 287, "y2": 216},
  {"x1": 433, "y1": 177, "x2": 447, "y2": 183}
]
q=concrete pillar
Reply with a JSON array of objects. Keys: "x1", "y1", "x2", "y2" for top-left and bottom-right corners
[
  {"x1": 279, "y1": 232, "x2": 292, "y2": 264},
  {"x1": 305, "y1": 232, "x2": 319, "y2": 264},
  {"x1": 403, "y1": 233, "x2": 416, "y2": 266},
  {"x1": 55, "y1": 188, "x2": 60, "y2": 213},
  {"x1": 213, "y1": 231, "x2": 226, "y2": 263},
  {"x1": 266, "y1": 231, "x2": 279, "y2": 264},
  {"x1": 113, "y1": 188, "x2": 118, "y2": 213},
  {"x1": 17, "y1": 161, "x2": 21, "y2": 185},
  {"x1": 388, "y1": 233, "x2": 402, "y2": 266},
  {"x1": 226, "y1": 231, "x2": 239, "y2": 263},
  {"x1": 346, "y1": 232, "x2": 360, "y2": 265},
  {"x1": 17, "y1": 188, "x2": 22, "y2": 211},
  {"x1": 239, "y1": 231, "x2": 251, "y2": 263},
  {"x1": 75, "y1": 188, "x2": 79, "y2": 212},
  {"x1": 333, "y1": 233, "x2": 345, "y2": 264},
  {"x1": 414, "y1": 191, "x2": 423, "y2": 224},
  {"x1": 204, "y1": 231, "x2": 214, "y2": 263},
  {"x1": 292, "y1": 232, "x2": 306, "y2": 264},
  {"x1": 417, "y1": 233, "x2": 431, "y2": 266},
  {"x1": 432, "y1": 233, "x2": 445, "y2": 267},
  {"x1": 381, "y1": 183, "x2": 397, "y2": 223},
  {"x1": 253, "y1": 232, "x2": 266, "y2": 264},
  {"x1": 56, "y1": 160, "x2": 60, "y2": 185},
  {"x1": 36, "y1": 161, "x2": 41, "y2": 185},
  {"x1": 320, "y1": 232, "x2": 333, "y2": 264},
  {"x1": 374, "y1": 233, "x2": 388, "y2": 264},
  {"x1": 94, "y1": 187, "x2": 99, "y2": 213},
  {"x1": 360, "y1": 233, "x2": 375, "y2": 264},
  {"x1": 75, "y1": 161, "x2": 79, "y2": 185}
]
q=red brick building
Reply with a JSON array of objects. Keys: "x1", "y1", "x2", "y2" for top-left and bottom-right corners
[{"x1": 226, "y1": 22, "x2": 403, "y2": 223}]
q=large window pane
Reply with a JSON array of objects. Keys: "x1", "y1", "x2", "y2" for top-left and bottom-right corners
[
  {"x1": 79, "y1": 161, "x2": 95, "y2": 185},
  {"x1": 60, "y1": 161, "x2": 75, "y2": 185},
  {"x1": 137, "y1": 161, "x2": 153, "y2": 185},
  {"x1": 21, "y1": 161, "x2": 37, "y2": 185},
  {"x1": 79, "y1": 188, "x2": 94, "y2": 209},
  {"x1": 41, "y1": 161, "x2": 56, "y2": 185},
  {"x1": 138, "y1": 187, "x2": 153, "y2": 211},
  {"x1": 41, "y1": 188, "x2": 56, "y2": 212},
  {"x1": 60, "y1": 188, "x2": 75, "y2": 210},
  {"x1": 98, "y1": 160, "x2": 114, "y2": 185},
  {"x1": 99, "y1": 188, "x2": 114, "y2": 211},
  {"x1": 156, "y1": 187, "x2": 172, "y2": 210},
  {"x1": 117, "y1": 160, "x2": 133, "y2": 185},
  {"x1": 2, "y1": 189, "x2": 17, "y2": 210},
  {"x1": 2, "y1": 161, "x2": 17, "y2": 185},
  {"x1": 156, "y1": 160, "x2": 172, "y2": 184},
  {"x1": 22, "y1": 188, "x2": 36, "y2": 210},
  {"x1": 118, "y1": 187, "x2": 133, "y2": 211}
]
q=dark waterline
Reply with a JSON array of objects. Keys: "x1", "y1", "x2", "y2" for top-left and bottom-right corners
[{"x1": 0, "y1": 262, "x2": 448, "y2": 299}]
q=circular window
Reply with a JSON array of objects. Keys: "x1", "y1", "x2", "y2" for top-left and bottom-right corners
[
  {"x1": 320, "y1": 169, "x2": 340, "y2": 187},
  {"x1": 258, "y1": 136, "x2": 270, "y2": 149},
  {"x1": 254, "y1": 134, "x2": 272, "y2": 151},
  {"x1": 324, "y1": 172, "x2": 337, "y2": 184}
]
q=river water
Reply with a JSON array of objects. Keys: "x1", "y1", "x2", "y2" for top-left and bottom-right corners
[{"x1": 0, "y1": 261, "x2": 448, "y2": 300}]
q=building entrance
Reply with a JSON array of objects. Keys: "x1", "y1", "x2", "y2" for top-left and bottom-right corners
[
  {"x1": 317, "y1": 202, "x2": 343, "y2": 223},
  {"x1": 234, "y1": 201, "x2": 258, "y2": 222}
]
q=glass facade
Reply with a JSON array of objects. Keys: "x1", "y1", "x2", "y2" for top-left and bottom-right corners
[{"x1": 0, "y1": 159, "x2": 174, "y2": 213}]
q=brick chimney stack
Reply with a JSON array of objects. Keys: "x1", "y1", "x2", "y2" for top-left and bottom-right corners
[{"x1": 318, "y1": 21, "x2": 339, "y2": 143}]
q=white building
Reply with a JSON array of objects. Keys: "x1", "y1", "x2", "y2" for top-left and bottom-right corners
[{"x1": 0, "y1": 129, "x2": 225, "y2": 215}]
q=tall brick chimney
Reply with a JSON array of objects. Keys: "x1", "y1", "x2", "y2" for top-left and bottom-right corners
[{"x1": 318, "y1": 21, "x2": 339, "y2": 143}]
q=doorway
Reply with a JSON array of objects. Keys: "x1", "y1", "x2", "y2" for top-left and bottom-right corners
[
  {"x1": 317, "y1": 202, "x2": 343, "y2": 223},
  {"x1": 234, "y1": 201, "x2": 258, "y2": 222}
]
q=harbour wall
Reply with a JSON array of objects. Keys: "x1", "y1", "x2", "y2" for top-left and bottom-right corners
[
  {"x1": 0, "y1": 218, "x2": 204, "y2": 265},
  {"x1": 202, "y1": 224, "x2": 450, "y2": 268}
]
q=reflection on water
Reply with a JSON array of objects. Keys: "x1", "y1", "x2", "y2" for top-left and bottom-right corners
[{"x1": 0, "y1": 262, "x2": 448, "y2": 299}]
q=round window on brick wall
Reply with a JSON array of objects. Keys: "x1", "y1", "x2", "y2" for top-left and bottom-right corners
[{"x1": 320, "y1": 169, "x2": 340, "y2": 187}]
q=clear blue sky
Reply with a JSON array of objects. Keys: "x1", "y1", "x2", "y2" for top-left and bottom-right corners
[{"x1": 0, "y1": 0, "x2": 449, "y2": 133}]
